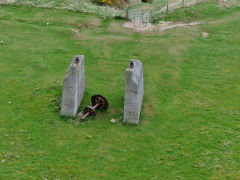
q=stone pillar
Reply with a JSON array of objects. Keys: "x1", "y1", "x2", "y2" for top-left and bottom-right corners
[
  {"x1": 124, "y1": 60, "x2": 144, "y2": 125},
  {"x1": 61, "y1": 55, "x2": 85, "y2": 117}
]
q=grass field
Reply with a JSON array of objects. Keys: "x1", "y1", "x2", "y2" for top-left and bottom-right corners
[{"x1": 1, "y1": 1, "x2": 240, "y2": 179}]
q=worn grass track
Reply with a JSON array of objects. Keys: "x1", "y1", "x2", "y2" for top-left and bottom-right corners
[{"x1": 0, "y1": 2, "x2": 240, "y2": 179}]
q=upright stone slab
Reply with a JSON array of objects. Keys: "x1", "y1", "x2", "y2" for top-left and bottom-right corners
[
  {"x1": 61, "y1": 55, "x2": 85, "y2": 117},
  {"x1": 124, "y1": 60, "x2": 144, "y2": 124}
]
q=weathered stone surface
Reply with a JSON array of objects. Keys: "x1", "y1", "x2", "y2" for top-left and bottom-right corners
[
  {"x1": 124, "y1": 60, "x2": 144, "y2": 124},
  {"x1": 61, "y1": 55, "x2": 85, "y2": 117}
]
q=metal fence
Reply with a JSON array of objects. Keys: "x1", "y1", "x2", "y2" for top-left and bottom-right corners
[
  {"x1": 127, "y1": 8, "x2": 153, "y2": 26},
  {"x1": 0, "y1": 0, "x2": 211, "y2": 20},
  {"x1": 125, "y1": 0, "x2": 207, "y2": 22}
]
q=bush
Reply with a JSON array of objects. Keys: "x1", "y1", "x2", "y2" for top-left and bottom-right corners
[
  {"x1": 92, "y1": 0, "x2": 128, "y2": 8},
  {"x1": 141, "y1": 0, "x2": 152, "y2": 3}
]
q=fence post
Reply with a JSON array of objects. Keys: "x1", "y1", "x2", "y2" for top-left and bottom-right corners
[
  {"x1": 145, "y1": 14, "x2": 149, "y2": 27},
  {"x1": 166, "y1": 4, "x2": 168, "y2": 14},
  {"x1": 144, "y1": 14, "x2": 146, "y2": 27},
  {"x1": 150, "y1": 9, "x2": 153, "y2": 23},
  {"x1": 134, "y1": 13, "x2": 136, "y2": 25},
  {"x1": 105, "y1": 4, "x2": 108, "y2": 18},
  {"x1": 142, "y1": 9, "x2": 144, "y2": 23},
  {"x1": 51, "y1": 0, "x2": 54, "y2": 8},
  {"x1": 182, "y1": 0, "x2": 184, "y2": 7},
  {"x1": 78, "y1": 0, "x2": 81, "y2": 11},
  {"x1": 126, "y1": 7, "x2": 129, "y2": 20}
]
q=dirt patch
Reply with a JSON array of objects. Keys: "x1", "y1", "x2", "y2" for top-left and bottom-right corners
[
  {"x1": 123, "y1": 22, "x2": 155, "y2": 31},
  {"x1": 72, "y1": 18, "x2": 101, "y2": 29},
  {"x1": 108, "y1": 21, "x2": 134, "y2": 35},
  {"x1": 158, "y1": 21, "x2": 201, "y2": 31},
  {"x1": 123, "y1": 21, "x2": 201, "y2": 32}
]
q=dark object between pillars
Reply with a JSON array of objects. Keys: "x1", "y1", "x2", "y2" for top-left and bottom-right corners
[
  {"x1": 79, "y1": 95, "x2": 109, "y2": 120},
  {"x1": 141, "y1": 0, "x2": 152, "y2": 3}
]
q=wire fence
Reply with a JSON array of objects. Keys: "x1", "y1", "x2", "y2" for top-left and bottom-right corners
[
  {"x1": 153, "y1": 0, "x2": 206, "y2": 19},
  {"x1": 126, "y1": 8, "x2": 153, "y2": 26},
  {"x1": 0, "y1": 0, "x2": 127, "y2": 18},
  {"x1": 1, "y1": 0, "x2": 233, "y2": 20},
  {"x1": 125, "y1": 0, "x2": 207, "y2": 23}
]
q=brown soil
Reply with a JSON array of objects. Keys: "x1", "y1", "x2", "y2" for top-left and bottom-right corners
[{"x1": 123, "y1": 21, "x2": 201, "y2": 32}]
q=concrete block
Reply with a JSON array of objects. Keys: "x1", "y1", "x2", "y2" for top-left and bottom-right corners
[
  {"x1": 61, "y1": 55, "x2": 85, "y2": 117},
  {"x1": 124, "y1": 60, "x2": 144, "y2": 124}
]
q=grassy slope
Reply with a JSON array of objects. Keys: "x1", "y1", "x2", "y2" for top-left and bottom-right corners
[
  {"x1": 0, "y1": 2, "x2": 240, "y2": 179},
  {"x1": 163, "y1": 0, "x2": 240, "y2": 21}
]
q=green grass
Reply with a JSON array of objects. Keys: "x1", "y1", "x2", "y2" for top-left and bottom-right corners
[
  {"x1": 163, "y1": 0, "x2": 240, "y2": 21},
  {"x1": 153, "y1": 0, "x2": 240, "y2": 22},
  {"x1": 1, "y1": 2, "x2": 240, "y2": 179}
]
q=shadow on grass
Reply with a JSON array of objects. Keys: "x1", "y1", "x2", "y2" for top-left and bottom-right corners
[{"x1": 114, "y1": 16, "x2": 125, "y2": 21}]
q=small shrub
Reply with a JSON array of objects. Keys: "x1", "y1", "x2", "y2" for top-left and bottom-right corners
[
  {"x1": 141, "y1": 0, "x2": 153, "y2": 3},
  {"x1": 91, "y1": 0, "x2": 128, "y2": 8}
]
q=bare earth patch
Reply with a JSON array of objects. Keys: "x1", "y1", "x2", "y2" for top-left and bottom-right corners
[
  {"x1": 71, "y1": 18, "x2": 101, "y2": 29},
  {"x1": 123, "y1": 21, "x2": 201, "y2": 32}
]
